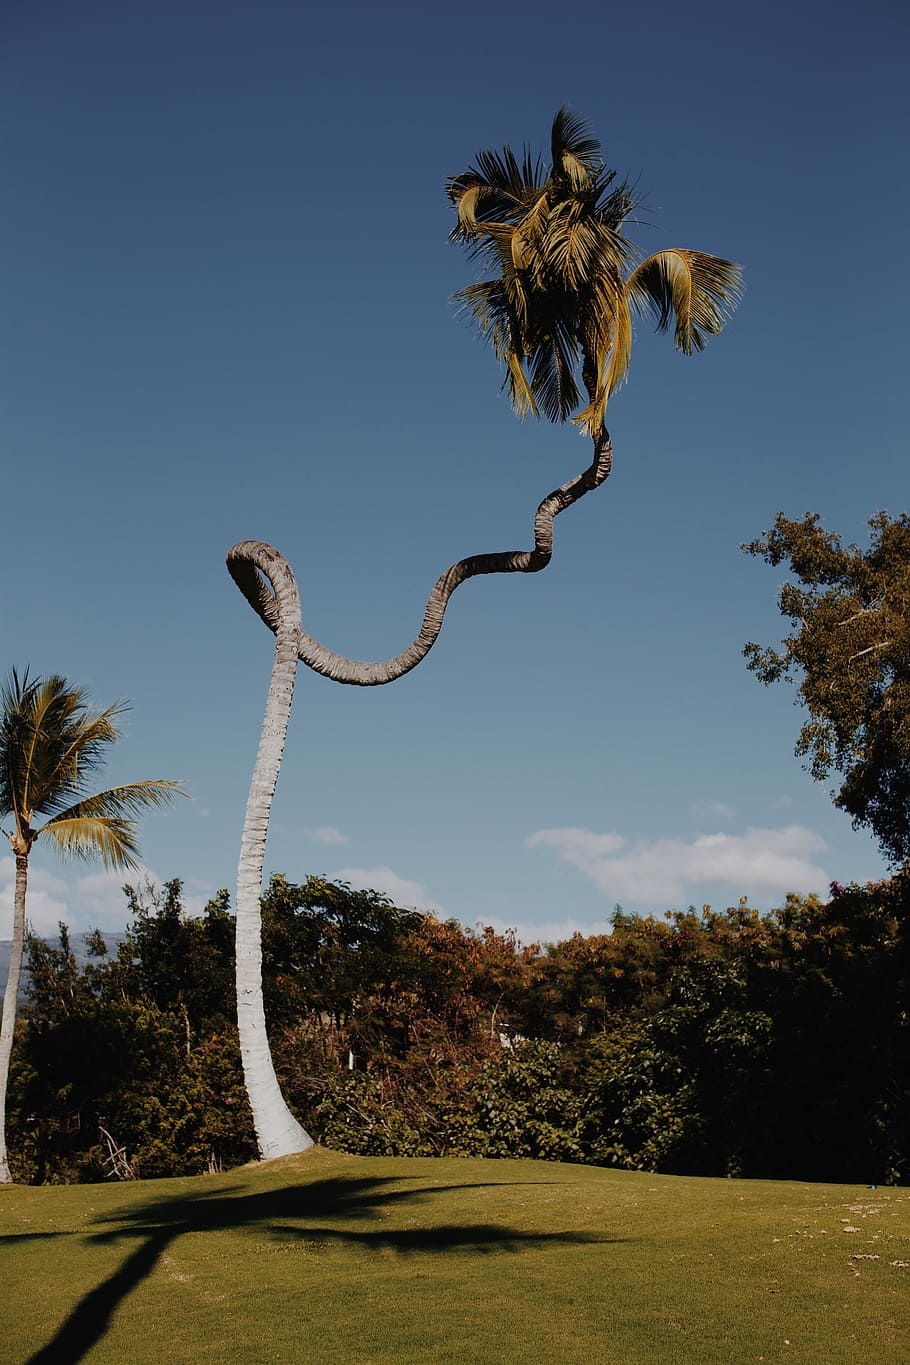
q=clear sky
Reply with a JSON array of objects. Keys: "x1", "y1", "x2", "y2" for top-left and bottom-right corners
[{"x1": 2, "y1": 0, "x2": 907, "y2": 943}]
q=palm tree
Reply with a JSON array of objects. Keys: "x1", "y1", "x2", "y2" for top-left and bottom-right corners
[
  {"x1": 447, "y1": 106, "x2": 742, "y2": 437},
  {"x1": 227, "y1": 109, "x2": 741, "y2": 1161},
  {"x1": 0, "y1": 669, "x2": 181, "y2": 1183}
]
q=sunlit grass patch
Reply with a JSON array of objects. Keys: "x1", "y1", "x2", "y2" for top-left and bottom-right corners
[{"x1": 2, "y1": 1149, "x2": 908, "y2": 1363}]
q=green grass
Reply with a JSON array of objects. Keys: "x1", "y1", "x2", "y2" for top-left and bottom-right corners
[{"x1": 2, "y1": 1149, "x2": 908, "y2": 1363}]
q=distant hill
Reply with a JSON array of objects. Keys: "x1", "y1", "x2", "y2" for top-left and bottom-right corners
[{"x1": 0, "y1": 932, "x2": 123, "y2": 1000}]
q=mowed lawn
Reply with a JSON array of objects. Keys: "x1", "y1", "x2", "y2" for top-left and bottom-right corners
[{"x1": 2, "y1": 1148, "x2": 908, "y2": 1363}]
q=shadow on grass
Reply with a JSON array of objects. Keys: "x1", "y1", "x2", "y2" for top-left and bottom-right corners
[{"x1": 17, "y1": 1174, "x2": 620, "y2": 1363}]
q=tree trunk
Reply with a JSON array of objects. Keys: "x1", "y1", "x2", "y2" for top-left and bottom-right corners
[
  {"x1": 0, "y1": 848, "x2": 28, "y2": 1183},
  {"x1": 229, "y1": 434, "x2": 614, "y2": 686},
  {"x1": 234, "y1": 545, "x2": 314, "y2": 1159},
  {"x1": 227, "y1": 434, "x2": 614, "y2": 1157}
]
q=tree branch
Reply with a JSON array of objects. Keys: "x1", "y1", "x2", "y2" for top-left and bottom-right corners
[
  {"x1": 848, "y1": 641, "x2": 893, "y2": 663},
  {"x1": 837, "y1": 600, "x2": 885, "y2": 627}
]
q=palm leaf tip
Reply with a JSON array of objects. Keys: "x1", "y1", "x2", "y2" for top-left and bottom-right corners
[
  {"x1": 627, "y1": 249, "x2": 743, "y2": 353},
  {"x1": 39, "y1": 780, "x2": 185, "y2": 867},
  {"x1": 51, "y1": 780, "x2": 186, "y2": 822},
  {"x1": 40, "y1": 816, "x2": 142, "y2": 869},
  {"x1": 551, "y1": 106, "x2": 602, "y2": 184}
]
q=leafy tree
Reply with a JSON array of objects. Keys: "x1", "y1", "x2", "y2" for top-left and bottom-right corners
[
  {"x1": 521, "y1": 909, "x2": 679, "y2": 1050},
  {"x1": 259, "y1": 874, "x2": 424, "y2": 1036},
  {"x1": 749, "y1": 881, "x2": 910, "y2": 1183},
  {"x1": 0, "y1": 669, "x2": 181, "y2": 1182},
  {"x1": 744, "y1": 511, "x2": 910, "y2": 864},
  {"x1": 574, "y1": 888, "x2": 910, "y2": 1183},
  {"x1": 10, "y1": 881, "x2": 252, "y2": 1183},
  {"x1": 463, "y1": 1039, "x2": 582, "y2": 1163},
  {"x1": 6, "y1": 871, "x2": 909, "y2": 1184},
  {"x1": 226, "y1": 110, "x2": 741, "y2": 1160},
  {"x1": 109, "y1": 878, "x2": 236, "y2": 1034},
  {"x1": 259, "y1": 877, "x2": 535, "y2": 1153}
]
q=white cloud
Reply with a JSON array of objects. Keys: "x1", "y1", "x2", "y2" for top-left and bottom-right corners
[
  {"x1": 0, "y1": 857, "x2": 70, "y2": 938},
  {"x1": 690, "y1": 800, "x2": 736, "y2": 822},
  {"x1": 306, "y1": 826, "x2": 351, "y2": 847},
  {"x1": 334, "y1": 865, "x2": 444, "y2": 915},
  {"x1": 0, "y1": 859, "x2": 216, "y2": 938},
  {"x1": 525, "y1": 824, "x2": 830, "y2": 908},
  {"x1": 526, "y1": 829, "x2": 626, "y2": 860}
]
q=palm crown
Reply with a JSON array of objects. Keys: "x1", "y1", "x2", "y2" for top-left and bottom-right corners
[
  {"x1": 0, "y1": 669, "x2": 181, "y2": 868},
  {"x1": 448, "y1": 107, "x2": 742, "y2": 435}
]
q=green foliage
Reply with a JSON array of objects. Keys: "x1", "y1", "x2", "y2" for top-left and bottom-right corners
[
  {"x1": 0, "y1": 668, "x2": 182, "y2": 867},
  {"x1": 575, "y1": 887, "x2": 910, "y2": 1183},
  {"x1": 8, "y1": 882, "x2": 253, "y2": 1183},
  {"x1": 111, "y1": 879, "x2": 236, "y2": 1032},
  {"x1": 7, "y1": 871, "x2": 910, "y2": 1185},
  {"x1": 578, "y1": 957, "x2": 774, "y2": 1177},
  {"x1": 462, "y1": 1039, "x2": 582, "y2": 1162},
  {"x1": 259, "y1": 873, "x2": 424, "y2": 1035},
  {"x1": 744, "y1": 511, "x2": 910, "y2": 864},
  {"x1": 311, "y1": 1073, "x2": 429, "y2": 1157},
  {"x1": 0, "y1": 668, "x2": 183, "y2": 1184},
  {"x1": 580, "y1": 1018, "x2": 704, "y2": 1172}
]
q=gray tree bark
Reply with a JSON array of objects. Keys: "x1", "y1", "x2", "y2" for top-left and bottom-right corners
[{"x1": 232, "y1": 545, "x2": 314, "y2": 1158}]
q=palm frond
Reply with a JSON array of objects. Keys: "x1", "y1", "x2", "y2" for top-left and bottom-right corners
[
  {"x1": 474, "y1": 144, "x2": 525, "y2": 198},
  {"x1": 46, "y1": 780, "x2": 184, "y2": 827},
  {"x1": 447, "y1": 146, "x2": 544, "y2": 226},
  {"x1": 572, "y1": 286, "x2": 635, "y2": 434},
  {"x1": 550, "y1": 107, "x2": 602, "y2": 186},
  {"x1": 589, "y1": 179, "x2": 638, "y2": 237},
  {"x1": 528, "y1": 325, "x2": 581, "y2": 423},
  {"x1": 626, "y1": 249, "x2": 743, "y2": 353},
  {"x1": 454, "y1": 280, "x2": 539, "y2": 419},
  {"x1": 505, "y1": 349, "x2": 538, "y2": 419},
  {"x1": 0, "y1": 668, "x2": 40, "y2": 826},
  {"x1": 454, "y1": 280, "x2": 510, "y2": 352},
  {"x1": 539, "y1": 205, "x2": 629, "y2": 295},
  {"x1": 39, "y1": 816, "x2": 142, "y2": 869},
  {"x1": 451, "y1": 182, "x2": 483, "y2": 234},
  {"x1": 3, "y1": 668, "x2": 182, "y2": 876},
  {"x1": 20, "y1": 675, "x2": 83, "y2": 817},
  {"x1": 37, "y1": 703, "x2": 128, "y2": 817},
  {"x1": 39, "y1": 780, "x2": 183, "y2": 868}
]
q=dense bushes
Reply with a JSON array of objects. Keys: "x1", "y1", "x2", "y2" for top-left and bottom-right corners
[{"x1": 5, "y1": 873, "x2": 909, "y2": 1184}]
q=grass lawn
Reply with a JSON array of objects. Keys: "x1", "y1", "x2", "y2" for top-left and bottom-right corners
[{"x1": 2, "y1": 1148, "x2": 908, "y2": 1363}]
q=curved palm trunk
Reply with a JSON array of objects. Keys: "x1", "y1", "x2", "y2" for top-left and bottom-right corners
[
  {"x1": 227, "y1": 431, "x2": 613, "y2": 1158},
  {"x1": 229, "y1": 430, "x2": 613, "y2": 685},
  {"x1": 234, "y1": 546, "x2": 313, "y2": 1158},
  {"x1": 0, "y1": 848, "x2": 28, "y2": 1183}
]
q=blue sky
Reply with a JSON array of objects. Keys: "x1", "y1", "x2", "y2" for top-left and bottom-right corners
[{"x1": 2, "y1": 0, "x2": 907, "y2": 942}]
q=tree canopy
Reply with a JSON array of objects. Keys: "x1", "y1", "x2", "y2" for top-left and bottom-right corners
[
  {"x1": 447, "y1": 107, "x2": 742, "y2": 434},
  {"x1": 7, "y1": 873, "x2": 910, "y2": 1186},
  {"x1": 0, "y1": 671, "x2": 181, "y2": 868},
  {"x1": 744, "y1": 512, "x2": 910, "y2": 865}
]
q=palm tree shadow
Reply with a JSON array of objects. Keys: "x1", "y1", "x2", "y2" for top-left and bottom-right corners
[{"x1": 23, "y1": 1173, "x2": 621, "y2": 1363}]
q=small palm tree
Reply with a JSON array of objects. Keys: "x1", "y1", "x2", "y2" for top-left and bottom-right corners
[
  {"x1": 447, "y1": 106, "x2": 742, "y2": 437},
  {"x1": 0, "y1": 669, "x2": 181, "y2": 1182}
]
